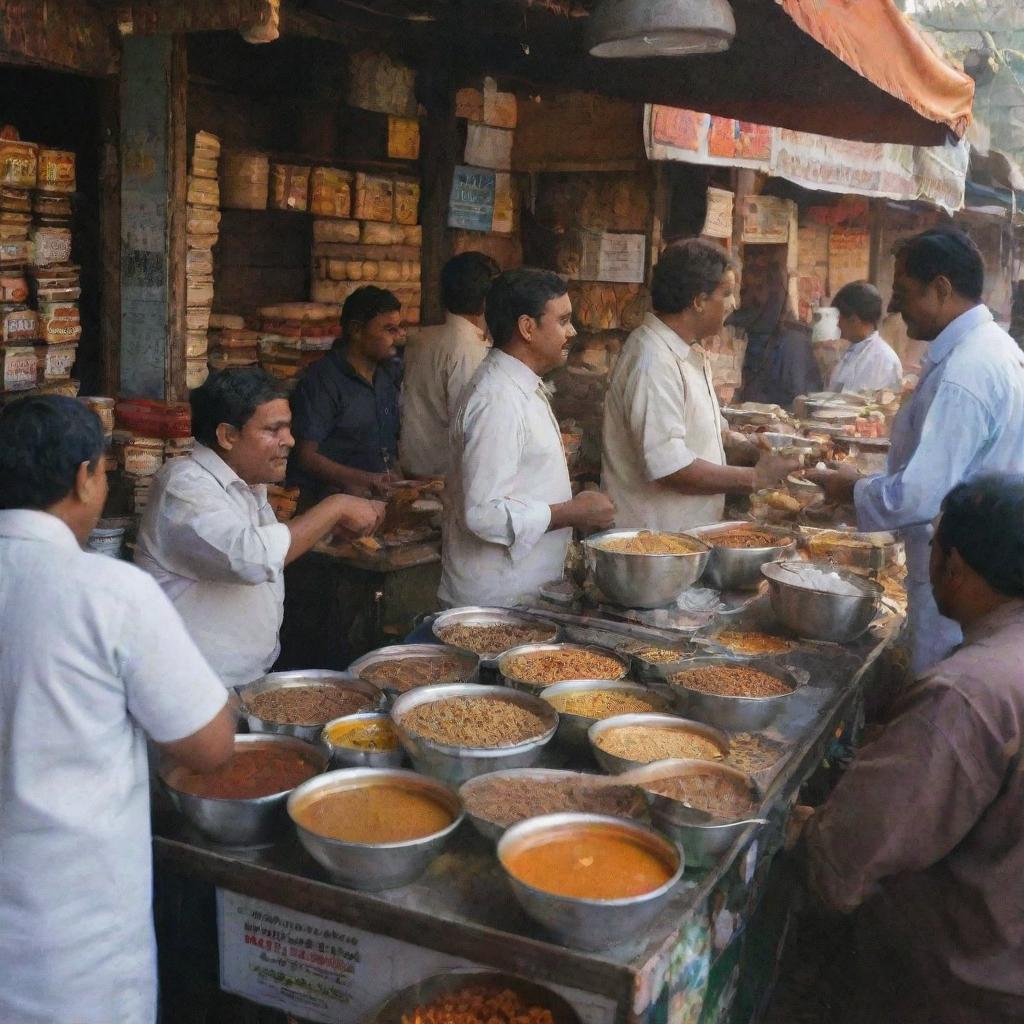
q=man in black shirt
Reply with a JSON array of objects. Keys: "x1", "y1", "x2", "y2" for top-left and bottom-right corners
[{"x1": 291, "y1": 286, "x2": 405, "y2": 504}]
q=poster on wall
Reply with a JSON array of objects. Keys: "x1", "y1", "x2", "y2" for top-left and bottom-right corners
[
  {"x1": 448, "y1": 166, "x2": 496, "y2": 232},
  {"x1": 707, "y1": 118, "x2": 772, "y2": 162},
  {"x1": 491, "y1": 172, "x2": 514, "y2": 233},
  {"x1": 741, "y1": 196, "x2": 792, "y2": 245},
  {"x1": 828, "y1": 227, "x2": 871, "y2": 293},
  {"x1": 702, "y1": 187, "x2": 734, "y2": 239},
  {"x1": 578, "y1": 231, "x2": 646, "y2": 283},
  {"x1": 651, "y1": 106, "x2": 705, "y2": 151},
  {"x1": 387, "y1": 116, "x2": 420, "y2": 160}
]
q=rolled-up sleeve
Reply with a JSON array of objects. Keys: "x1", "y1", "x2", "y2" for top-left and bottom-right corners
[
  {"x1": 459, "y1": 394, "x2": 552, "y2": 563},
  {"x1": 855, "y1": 381, "x2": 992, "y2": 534},
  {"x1": 158, "y1": 485, "x2": 291, "y2": 585},
  {"x1": 623, "y1": 354, "x2": 696, "y2": 481}
]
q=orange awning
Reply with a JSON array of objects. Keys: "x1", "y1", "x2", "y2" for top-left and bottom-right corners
[
  {"x1": 439, "y1": 0, "x2": 976, "y2": 145},
  {"x1": 778, "y1": 0, "x2": 973, "y2": 139}
]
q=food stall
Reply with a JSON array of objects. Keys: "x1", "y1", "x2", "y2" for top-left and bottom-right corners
[{"x1": 153, "y1": 516, "x2": 906, "y2": 1024}]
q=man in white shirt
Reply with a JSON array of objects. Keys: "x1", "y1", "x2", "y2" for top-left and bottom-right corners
[
  {"x1": 603, "y1": 239, "x2": 798, "y2": 532},
  {"x1": 136, "y1": 368, "x2": 383, "y2": 688},
  {"x1": 0, "y1": 395, "x2": 235, "y2": 1024},
  {"x1": 828, "y1": 280, "x2": 904, "y2": 393},
  {"x1": 440, "y1": 268, "x2": 616, "y2": 606},
  {"x1": 400, "y1": 251, "x2": 500, "y2": 478}
]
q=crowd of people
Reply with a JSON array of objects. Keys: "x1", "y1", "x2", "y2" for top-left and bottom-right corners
[{"x1": 2, "y1": 226, "x2": 1023, "y2": 1023}]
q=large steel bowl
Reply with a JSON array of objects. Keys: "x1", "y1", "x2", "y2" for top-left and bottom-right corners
[
  {"x1": 624, "y1": 759, "x2": 766, "y2": 868},
  {"x1": 320, "y1": 711, "x2": 404, "y2": 769},
  {"x1": 160, "y1": 733, "x2": 328, "y2": 847},
  {"x1": 431, "y1": 606, "x2": 561, "y2": 669},
  {"x1": 287, "y1": 767, "x2": 463, "y2": 890},
  {"x1": 239, "y1": 670, "x2": 382, "y2": 743},
  {"x1": 368, "y1": 969, "x2": 584, "y2": 1024},
  {"x1": 497, "y1": 812, "x2": 684, "y2": 951},
  {"x1": 496, "y1": 642, "x2": 628, "y2": 693},
  {"x1": 588, "y1": 712, "x2": 729, "y2": 774},
  {"x1": 762, "y1": 560, "x2": 882, "y2": 642},
  {"x1": 583, "y1": 529, "x2": 711, "y2": 609},
  {"x1": 390, "y1": 683, "x2": 558, "y2": 785},
  {"x1": 348, "y1": 643, "x2": 480, "y2": 703},
  {"x1": 689, "y1": 521, "x2": 798, "y2": 591},
  {"x1": 660, "y1": 655, "x2": 803, "y2": 731},
  {"x1": 540, "y1": 679, "x2": 672, "y2": 750}
]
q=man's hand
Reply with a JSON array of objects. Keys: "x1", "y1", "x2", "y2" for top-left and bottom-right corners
[
  {"x1": 330, "y1": 495, "x2": 386, "y2": 538},
  {"x1": 804, "y1": 463, "x2": 862, "y2": 505},
  {"x1": 565, "y1": 490, "x2": 617, "y2": 531},
  {"x1": 723, "y1": 430, "x2": 760, "y2": 467},
  {"x1": 365, "y1": 471, "x2": 400, "y2": 499},
  {"x1": 752, "y1": 451, "x2": 803, "y2": 491},
  {"x1": 785, "y1": 804, "x2": 815, "y2": 851}
]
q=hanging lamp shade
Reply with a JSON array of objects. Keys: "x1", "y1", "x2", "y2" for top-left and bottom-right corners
[{"x1": 587, "y1": 0, "x2": 736, "y2": 58}]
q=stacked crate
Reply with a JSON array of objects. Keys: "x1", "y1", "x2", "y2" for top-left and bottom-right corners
[{"x1": 185, "y1": 131, "x2": 221, "y2": 390}]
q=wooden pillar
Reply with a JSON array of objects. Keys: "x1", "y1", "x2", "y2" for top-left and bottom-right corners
[
  {"x1": 119, "y1": 34, "x2": 187, "y2": 399},
  {"x1": 416, "y1": 50, "x2": 458, "y2": 327}
]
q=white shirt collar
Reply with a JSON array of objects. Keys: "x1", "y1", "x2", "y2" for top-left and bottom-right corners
[
  {"x1": 190, "y1": 443, "x2": 256, "y2": 494},
  {"x1": 490, "y1": 348, "x2": 544, "y2": 397},
  {"x1": 847, "y1": 330, "x2": 882, "y2": 352},
  {"x1": 445, "y1": 312, "x2": 487, "y2": 343},
  {"x1": 643, "y1": 312, "x2": 695, "y2": 362},
  {"x1": 0, "y1": 508, "x2": 81, "y2": 549}
]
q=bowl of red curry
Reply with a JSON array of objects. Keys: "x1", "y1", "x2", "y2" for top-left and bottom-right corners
[{"x1": 160, "y1": 733, "x2": 328, "y2": 847}]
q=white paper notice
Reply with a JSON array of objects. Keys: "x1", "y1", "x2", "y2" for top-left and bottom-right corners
[
  {"x1": 579, "y1": 232, "x2": 646, "y2": 284},
  {"x1": 464, "y1": 123, "x2": 513, "y2": 170},
  {"x1": 702, "y1": 187, "x2": 734, "y2": 239},
  {"x1": 217, "y1": 891, "x2": 618, "y2": 1024}
]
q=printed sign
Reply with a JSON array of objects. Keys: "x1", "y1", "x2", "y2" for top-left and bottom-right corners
[
  {"x1": 448, "y1": 166, "x2": 496, "y2": 232},
  {"x1": 741, "y1": 196, "x2": 793, "y2": 245},
  {"x1": 217, "y1": 891, "x2": 618, "y2": 1024},
  {"x1": 577, "y1": 232, "x2": 646, "y2": 284},
  {"x1": 703, "y1": 187, "x2": 734, "y2": 239}
]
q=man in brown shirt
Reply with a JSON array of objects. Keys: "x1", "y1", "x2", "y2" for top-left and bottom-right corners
[{"x1": 803, "y1": 474, "x2": 1024, "y2": 1024}]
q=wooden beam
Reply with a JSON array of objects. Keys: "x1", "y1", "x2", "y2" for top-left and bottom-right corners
[
  {"x1": 0, "y1": 0, "x2": 117, "y2": 77},
  {"x1": 417, "y1": 52, "x2": 459, "y2": 326},
  {"x1": 113, "y1": 0, "x2": 268, "y2": 37},
  {"x1": 166, "y1": 36, "x2": 188, "y2": 401}
]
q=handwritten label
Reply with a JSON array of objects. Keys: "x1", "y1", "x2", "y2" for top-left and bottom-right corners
[{"x1": 448, "y1": 166, "x2": 496, "y2": 232}]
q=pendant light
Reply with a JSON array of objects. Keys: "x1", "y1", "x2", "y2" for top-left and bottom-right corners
[{"x1": 587, "y1": 0, "x2": 736, "y2": 58}]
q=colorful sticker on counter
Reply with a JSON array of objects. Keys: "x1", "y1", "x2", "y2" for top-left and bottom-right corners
[
  {"x1": 448, "y1": 166, "x2": 495, "y2": 232},
  {"x1": 217, "y1": 890, "x2": 618, "y2": 1024}
]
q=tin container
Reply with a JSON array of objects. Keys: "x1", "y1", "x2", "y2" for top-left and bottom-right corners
[
  {"x1": 81, "y1": 396, "x2": 115, "y2": 438},
  {"x1": 122, "y1": 436, "x2": 165, "y2": 477}
]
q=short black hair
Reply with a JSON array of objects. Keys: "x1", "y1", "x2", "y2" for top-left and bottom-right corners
[
  {"x1": 441, "y1": 251, "x2": 501, "y2": 316},
  {"x1": 190, "y1": 367, "x2": 287, "y2": 448},
  {"x1": 485, "y1": 268, "x2": 568, "y2": 348},
  {"x1": 652, "y1": 239, "x2": 736, "y2": 314},
  {"x1": 896, "y1": 228, "x2": 984, "y2": 302},
  {"x1": 340, "y1": 285, "x2": 402, "y2": 344},
  {"x1": 0, "y1": 395, "x2": 105, "y2": 510},
  {"x1": 936, "y1": 475, "x2": 1024, "y2": 598},
  {"x1": 832, "y1": 280, "x2": 882, "y2": 326}
]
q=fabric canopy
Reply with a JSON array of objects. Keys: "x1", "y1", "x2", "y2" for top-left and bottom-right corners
[
  {"x1": 778, "y1": 0, "x2": 974, "y2": 140},
  {"x1": 426, "y1": 0, "x2": 976, "y2": 145}
]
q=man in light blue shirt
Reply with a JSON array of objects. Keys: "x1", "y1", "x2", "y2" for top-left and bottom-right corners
[{"x1": 809, "y1": 229, "x2": 1024, "y2": 673}]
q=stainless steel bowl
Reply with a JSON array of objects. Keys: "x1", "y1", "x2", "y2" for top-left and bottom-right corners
[
  {"x1": 368, "y1": 969, "x2": 584, "y2": 1024},
  {"x1": 160, "y1": 733, "x2": 327, "y2": 847},
  {"x1": 540, "y1": 679, "x2": 671, "y2": 750},
  {"x1": 583, "y1": 529, "x2": 711, "y2": 609},
  {"x1": 762, "y1": 560, "x2": 882, "y2": 642},
  {"x1": 287, "y1": 767, "x2": 463, "y2": 890},
  {"x1": 348, "y1": 643, "x2": 480, "y2": 702},
  {"x1": 320, "y1": 711, "x2": 404, "y2": 769},
  {"x1": 624, "y1": 759, "x2": 765, "y2": 868},
  {"x1": 390, "y1": 683, "x2": 558, "y2": 785},
  {"x1": 458, "y1": 767, "x2": 587, "y2": 843},
  {"x1": 588, "y1": 712, "x2": 729, "y2": 774},
  {"x1": 496, "y1": 642, "x2": 629, "y2": 693},
  {"x1": 659, "y1": 655, "x2": 802, "y2": 731},
  {"x1": 239, "y1": 670, "x2": 382, "y2": 743},
  {"x1": 756, "y1": 432, "x2": 820, "y2": 453},
  {"x1": 689, "y1": 520, "x2": 798, "y2": 591},
  {"x1": 431, "y1": 606, "x2": 561, "y2": 669},
  {"x1": 616, "y1": 639, "x2": 698, "y2": 682},
  {"x1": 497, "y1": 812, "x2": 684, "y2": 951}
]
